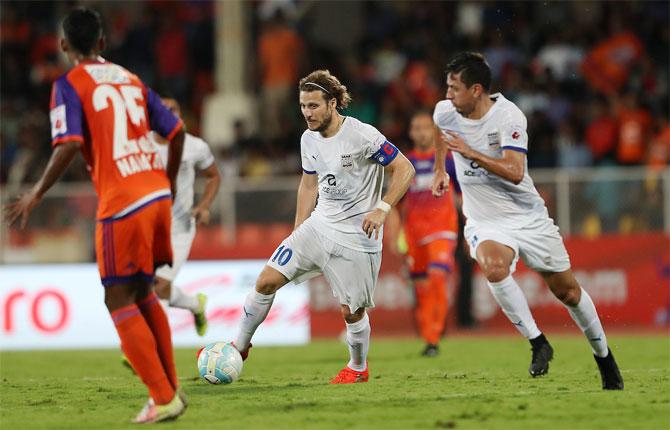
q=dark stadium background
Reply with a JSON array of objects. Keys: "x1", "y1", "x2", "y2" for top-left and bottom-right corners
[{"x1": 1, "y1": 0, "x2": 668, "y2": 339}]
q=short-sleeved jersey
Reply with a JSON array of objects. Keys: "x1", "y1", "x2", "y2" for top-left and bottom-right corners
[
  {"x1": 433, "y1": 93, "x2": 548, "y2": 228},
  {"x1": 49, "y1": 59, "x2": 183, "y2": 219},
  {"x1": 155, "y1": 132, "x2": 215, "y2": 234},
  {"x1": 301, "y1": 116, "x2": 399, "y2": 252},
  {"x1": 403, "y1": 149, "x2": 459, "y2": 244}
]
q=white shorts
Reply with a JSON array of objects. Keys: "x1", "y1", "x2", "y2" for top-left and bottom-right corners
[
  {"x1": 155, "y1": 226, "x2": 196, "y2": 282},
  {"x1": 267, "y1": 217, "x2": 382, "y2": 313},
  {"x1": 464, "y1": 217, "x2": 571, "y2": 273}
]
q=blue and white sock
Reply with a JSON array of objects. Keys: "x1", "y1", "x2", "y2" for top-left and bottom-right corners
[
  {"x1": 345, "y1": 312, "x2": 370, "y2": 372},
  {"x1": 565, "y1": 288, "x2": 609, "y2": 357},
  {"x1": 488, "y1": 275, "x2": 542, "y2": 339},
  {"x1": 234, "y1": 290, "x2": 275, "y2": 352}
]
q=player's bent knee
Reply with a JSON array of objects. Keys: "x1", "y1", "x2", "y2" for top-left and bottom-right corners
[
  {"x1": 153, "y1": 277, "x2": 171, "y2": 300},
  {"x1": 255, "y1": 266, "x2": 288, "y2": 295},
  {"x1": 552, "y1": 284, "x2": 581, "y2": 306},
  {"x1": 341, "y1": 306, "x2": 365, "y2": 324},
  {"x1": 104, "y1": 283, "x2": 137, "y2": 312},
  {"x1": 482, "y1": 264, "x2": 510, "y2": 283}
]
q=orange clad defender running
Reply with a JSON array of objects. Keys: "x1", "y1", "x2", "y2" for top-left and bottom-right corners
[{"x1": 394, "y1": 111, "x2": 460, "y2": 357}]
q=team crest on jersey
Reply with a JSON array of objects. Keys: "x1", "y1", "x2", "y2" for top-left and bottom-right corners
[
  {"x1": 487, "y1": 131, "x2": 500, "y2": 147},
  {"x1": 341, "y1": 153, "x2": 353, "y2": 169}
]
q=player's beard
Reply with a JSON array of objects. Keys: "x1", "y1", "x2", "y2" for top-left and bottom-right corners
[
  {"x1": 454, "y1": 100, "x2": 476, "y2": 117},
  {"x1": 313, "y1": 106, "x2": 333, "y2": 133}
]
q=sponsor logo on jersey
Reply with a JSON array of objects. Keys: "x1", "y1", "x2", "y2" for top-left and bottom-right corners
[
  {"x1": 463, "y1": 160, "x2": 489, "y2": 177},
  {"x1": 50, "y1": 105, "x2": 67, "y2": 137},
  {"x1": 321, "y1": 174, "x2": 348, "y2": 196},
  {"x1": 84, "y1": 64, "x2": 131, "y2": 84}
]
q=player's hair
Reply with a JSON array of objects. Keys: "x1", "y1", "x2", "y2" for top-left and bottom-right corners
[
  {"x1": 299, "y1": 70, "x2": 351, "y2": 110},
  {"x1": 445, "y1": 52, "x2": 492, "y2": 93},
  {"x1": 63, "y1": 8, "x2": 103, "y2": 55}
]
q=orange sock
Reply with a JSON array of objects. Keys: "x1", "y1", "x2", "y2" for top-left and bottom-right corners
[
  {"x1": 413, "y1": 279, "x2": 432, "y2": 343},
  {"x1": 138, "y1": 292, "x2": 178, "y2": 390},
  {"x1": 112, "y1": 304, "x2": 175, "y2": 405},
  {"x1": 427, "y1": 269, "x2": 449, "y2": 345}
]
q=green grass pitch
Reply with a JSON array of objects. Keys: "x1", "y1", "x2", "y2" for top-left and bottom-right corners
[{"x1": 1, "y1": 334, "x2": 668, "y2": 429}]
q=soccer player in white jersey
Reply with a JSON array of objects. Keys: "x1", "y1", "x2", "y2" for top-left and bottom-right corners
[
  {"x1": 431, "y1": 52, "x2": 623, "y2": 390},
  {"x1": 153, "y1": 97, "x2": 221, "y2": 335},
  {"x1": 231, "y1": 69, "x2": 415, "y2": 383}
]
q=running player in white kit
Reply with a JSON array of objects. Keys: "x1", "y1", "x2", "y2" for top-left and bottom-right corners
[
  {"x1": 232, "y1": 69, "x2": 415, "y2": 383},
  {"x1": 154, "y1": 97, "x2": 221, "y2": 336},
  {"x1": 431, "y1": 53, "x2": 623, "y2": 390}
]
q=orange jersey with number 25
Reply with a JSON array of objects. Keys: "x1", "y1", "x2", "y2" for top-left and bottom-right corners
[{"x1": 49, "y1": 59, "x2": 183, "y2": 219}]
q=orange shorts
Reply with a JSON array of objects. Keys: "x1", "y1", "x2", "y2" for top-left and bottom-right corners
[
  {"x1": 407, "y1": 238, "x2": 456, "y2": 279},
  {"x1": 96, "y1": 197, "x2": 172, "y2": 287}
]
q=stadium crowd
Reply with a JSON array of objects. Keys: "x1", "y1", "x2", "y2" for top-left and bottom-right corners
[{"x1": 1, "y1": 1, "x2": 668, "y2": 186}]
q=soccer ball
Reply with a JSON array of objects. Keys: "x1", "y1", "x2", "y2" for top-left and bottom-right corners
[{"x1": 197, "y1": 342, "x2": 243, "y2": 384}]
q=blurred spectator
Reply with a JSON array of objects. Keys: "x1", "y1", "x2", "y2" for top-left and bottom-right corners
[
  {"x1": 155, "y1": 8, "x2": 190, "y2": 103},
  {"x1": 647, "y1": 114, "x2": 670, "y2": 171},
  {"x1": 581, "y1": 31, "x2": 643, "y2": 95},
  {"x1": 535, "y1": 31, "x2": 584, "y2": 82},
  {"x1": 556, "y1": 120, "x2": 592, "y2": 168},
  {"x1": 615, "y1": 92, "x2": 652, "y2": 165},
  {"x1": 585, "y1": 97, "x2": 618, "y2": 165},
  {"x1": 257, "y1": 11, "x2": 304, "y2": 142}
]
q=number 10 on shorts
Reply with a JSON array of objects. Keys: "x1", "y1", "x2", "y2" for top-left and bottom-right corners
[{"x1": 272, "y1": 245, "x2": 293, "y2": 266}]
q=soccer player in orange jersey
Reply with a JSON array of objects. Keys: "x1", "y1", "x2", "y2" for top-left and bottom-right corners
[
  {"x1": 399, "y1": 111, "x2": 460, "y2": 357},
  {"x1": 4, "y1": 8, "x2": 187, "y2": 423}
]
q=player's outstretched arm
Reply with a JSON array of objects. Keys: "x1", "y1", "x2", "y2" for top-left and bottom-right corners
[
  {"x1": 432, "y1": 126, "x2": 450, "y2": 197},
  {"x1": 362, "y1": 152, "x2": 415, "y2": 240},
  {"x1": 294, "y1": 172, "x2": 318, "y2": 229},
  {"x1": 192, "y1": 163, "x2": 221, "y2": 225},
  {"x1": 441, "y1": 130, "x2": 525, "y2": 185},
  {"x1": 4, "y1": 140, "x2": 80, "y2": 228},
  {"x1": 166, "y1": 128, "x2": 185, "y2": 197}
]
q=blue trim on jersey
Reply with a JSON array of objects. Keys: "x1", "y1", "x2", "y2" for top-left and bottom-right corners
[
  {"x1": 369, "y1": 140, "x2": 399, "y2": 166},
  {"x1": 102, "y1": 272, "x2": 154, "y2": 287},
  {"x1": 501, "y1": 146, "x2": 527, "y2": 154},
  {"x1": 51, "y1": 76, "x2": 85, "y2": 142},
  {"x1": 415, "y1": 167, "x2": 433, "y2": 175},
  {"x1": 428, "y1": 262, "x2": 452, "y2": 273},
  {"x1": 98, "y1": 195, "x2": 171, "y2": 223},
  {"x1": 303, "y1": 168, "x2": 317, "y2": 174},
  {"x1": 410, "y1": 271, "x2": 428, "y2": 280},
  {"x1": 147, "y1": 87, "x2": 182, "y2": 138}
]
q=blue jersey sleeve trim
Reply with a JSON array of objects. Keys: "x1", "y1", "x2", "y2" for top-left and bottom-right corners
[
  {"x1": 445, "y1": 154, "x2": 461, "y2": 194},
  {"x1": 428, "y1": 262, "x2": 453, "y2": 273},
  {"x1": 369, "y1": 140, "x2": 399, "y2": 166},
  {"x1": 501, "y1": 146, "x2": 527, "y2": 154},
  {"x1": 51, "y1": 77, "x2": 85, "y2": 144},
  {"x1": 302, "y1": 169, "x2": 317, "y2": 174},
  {"x1": 146, "y1": 87, "x2": 181, "y2": 138}
]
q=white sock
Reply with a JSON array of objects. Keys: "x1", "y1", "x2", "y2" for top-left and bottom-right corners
[
  {"x1": 169, "y1": 285, "x2": 199, "y2": 313},
  {"x1": 234, "y1": 290, "x2": 275, "y2": 352},
  {"x1": 565, "y1": 288, "x2": 609, "y2": 357},
  {"x1": 345, "y1": 312, "x2": 370, "y2": 372},
  {"x1": 488, "y1": 275, "x2": 541, "y2": 339}
]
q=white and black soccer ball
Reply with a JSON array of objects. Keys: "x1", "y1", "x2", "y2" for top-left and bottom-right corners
[{"x1": 197, "y1": 342, "x2": 243, "y2": 385}]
